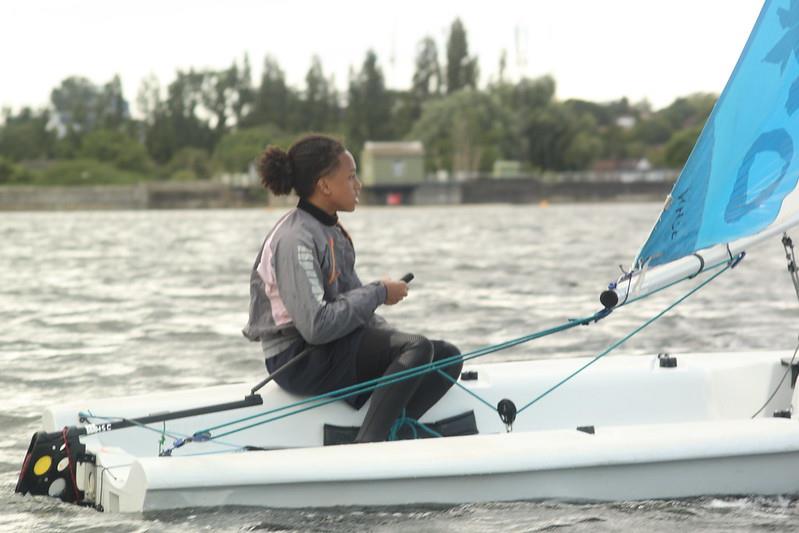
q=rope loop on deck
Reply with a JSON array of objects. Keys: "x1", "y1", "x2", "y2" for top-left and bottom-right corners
[{"x1": 387, "y1": 409, "x2": 443, "y2": 441}]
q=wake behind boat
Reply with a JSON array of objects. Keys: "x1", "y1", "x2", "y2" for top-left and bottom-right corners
[{"x1": 16, "y1": 0, "x2": 799, "y2": 512}]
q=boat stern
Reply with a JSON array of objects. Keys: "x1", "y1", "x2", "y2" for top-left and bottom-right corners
[{"x1": 15, "y1": 427, "x2": 91, "y2": 506}]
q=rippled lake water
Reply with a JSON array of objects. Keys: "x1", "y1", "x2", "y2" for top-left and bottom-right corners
[{"x1": 2, "y1": 203, "x2": 799, "y2": 532}]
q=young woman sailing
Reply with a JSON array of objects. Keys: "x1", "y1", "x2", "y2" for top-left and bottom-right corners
[{"x1": 243, "y1": 134, "x2": 462, "y2": 442}]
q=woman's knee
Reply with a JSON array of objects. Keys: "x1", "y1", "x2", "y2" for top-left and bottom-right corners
[
  {"x1": 433, "y1": 340, "x2": 463, "y2": 377},
  {"x1": 399, "y1": 335, "x2": 434, "y2": 368}
]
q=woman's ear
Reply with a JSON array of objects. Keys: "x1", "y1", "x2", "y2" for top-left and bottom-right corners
[{"x1": 319, "y1": 178, "x2": 331, "y2": 196}]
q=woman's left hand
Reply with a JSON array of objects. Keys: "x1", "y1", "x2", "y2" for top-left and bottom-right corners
[{"x1": 382, "y1": 278, "x2": 409, "y2": 305}]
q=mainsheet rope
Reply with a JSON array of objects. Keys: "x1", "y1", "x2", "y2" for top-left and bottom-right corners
[
  {"x1": 81, "y1": 254, "x2": 740, "y2": 452},
  {"x1": 436, "y1": 255, "x2": 739, "y2": 417},
  {"x1": 517, "y1": 256, "x2": 737, "y2": 414},
  {"x1": 199, "y1": 254, "x2": 740, "y2": 443}
]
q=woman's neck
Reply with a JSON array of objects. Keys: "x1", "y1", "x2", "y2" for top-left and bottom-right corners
[
  {"x1": 298, "y1": 197, "x2": 338, "y2": 226},
  {"x1": 307, "y1": 192, "x2": 338, "y2": 215}
]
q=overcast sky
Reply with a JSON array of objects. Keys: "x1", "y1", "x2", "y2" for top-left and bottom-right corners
[{"x1": 2, "y1": 0, "x2": 764, "y2": 116}]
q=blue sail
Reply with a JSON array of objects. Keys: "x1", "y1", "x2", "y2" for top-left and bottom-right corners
[{"x1": 636, "y1": 0, "x2": 799, "y2": 268}]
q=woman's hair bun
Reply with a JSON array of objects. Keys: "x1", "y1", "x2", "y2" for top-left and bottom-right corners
[{"x1": 257, "y1": 145, "x2": 294, "y2": 195}]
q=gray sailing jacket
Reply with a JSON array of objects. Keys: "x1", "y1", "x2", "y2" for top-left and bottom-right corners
[{"x1": 243, "y1": 206, "x2": 387, "y2": 358}]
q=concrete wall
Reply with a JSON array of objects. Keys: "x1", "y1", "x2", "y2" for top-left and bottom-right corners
[
  {"x1": 411, "y1": 182, "x2": 463, "y2": 205},
  {"x1": 0, "y1": 182, "x2": 266, "y2": 211},
  {"x1": 0, "y1": 184, "x2": 149, "y2": 211},
  {"x1": 0, "y1": 177, "x2": 673, "y2": 211},
  {"x1": 460, "y1": 178, "x2": 673, "y2": 204}
]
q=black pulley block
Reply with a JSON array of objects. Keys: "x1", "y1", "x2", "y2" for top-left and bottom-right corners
[{"x1": 497, "y1": 398, "x2": 517, "y2": 428}]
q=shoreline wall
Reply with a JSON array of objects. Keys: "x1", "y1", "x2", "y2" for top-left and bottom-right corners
[
  {"x1": 0, "y1": 178, "x2": 674, "y2": 211},
  {"x1": 0, "y1": 182, "x2": 266, "y2": 211},
  {"x1": 376, "y1": 178, "x2": 673, "y2": 206}
]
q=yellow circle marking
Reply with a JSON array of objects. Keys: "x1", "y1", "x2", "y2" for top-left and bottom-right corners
[{"x1": 33, "y1": 455, "x2": 52, "y2": 476}]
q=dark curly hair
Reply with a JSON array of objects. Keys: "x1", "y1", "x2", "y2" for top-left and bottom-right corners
[{"x1": 257, "y1": 134, "x2": 345, "y2": 198}]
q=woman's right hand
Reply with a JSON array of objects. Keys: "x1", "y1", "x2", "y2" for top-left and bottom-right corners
[{"x1": 382, "y1": 278, "x2": 409, "y2": 305}]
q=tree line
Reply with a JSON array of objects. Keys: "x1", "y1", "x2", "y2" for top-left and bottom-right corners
[{"x1": 0, "y1": 19, "x2": 715, "y2": 185}]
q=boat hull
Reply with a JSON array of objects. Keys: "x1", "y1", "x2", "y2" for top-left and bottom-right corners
[
  {"x1": 125, "y1": 420, "x2": 799, "y2": 512},
  {"x1": 21, "y1": 350, "x2": 799, "y2": 512}
]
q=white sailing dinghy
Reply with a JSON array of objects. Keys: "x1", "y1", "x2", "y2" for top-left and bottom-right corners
[{"x1": 15, "y1": 0, "x2": 799, "y2": 512}]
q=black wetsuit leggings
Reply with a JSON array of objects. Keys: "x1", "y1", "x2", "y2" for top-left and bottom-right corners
[{"x1": 353, "y1": 328, "x2": 462, "y2": 443}]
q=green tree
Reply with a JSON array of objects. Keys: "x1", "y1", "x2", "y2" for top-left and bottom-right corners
[
  {"x1": 488, "y1": 76, "x2": 557, "y2": 165},
  {"x1": 445, "y1": 19, "x2": 478, "y2": 94},
  {"x1": 201, "y1": 61, "x2": 253, "y2": 141},
  {"x1": 79, "y1": 129, "x2": 153, "y2": 173},
  {"x1": 509, "y1": 76, "x2": 555, "y2": 109},
  {"x1": 97, "y1": 75, "x2": 129, "y2": 129},
  {"x1": 233, "y1": 54, "x2": 255, "y2": 126},
  {"x1": 498, "y1": 49, "x2": 508, "y2": 84},
  {"x1": 245, "y1": 56, "x2": 298, "y2": 131},
  {"x1": 410, "y1": 89, "x2": 514, "y2": 175},
  {"x1": 167, "y1": 70, "x2": 212, "y2": 145},
  {"x1": 143, "y1": 69, "x2": 214, "y2": 164},
  {"x1": 213, "y1": 125, "x2": 289, "y2": 173},
  {"x1": 300, "y1": 56, "x2": 339, "y2": 132},
  {"x1": 413, "y1": 37, "x2": 441, "y2": 98},
  {"x1": 49, "y1": 75, "x2": 133, "y2": 158},
  {"x1": 143, "y1": 112, "x2": 177, "y2": 165},
  {"x1": 136, "y1": 74, "x2": 162, "y2": 126},
  {"x1": 346, "y1": 50, "x2": 393, "y2": 152},
  {"x1": 521, "y1": 103, "x2": 601, "y2": 171},
  {"x1": 631, "y1": 114, "x2": 672, "y2": 145},
  {"x1": 0, "y1": 107, "x2": 54, "y2": 161},
  {"x1": 50, "y1": 76, "x2": 130, "y2": 136},
  {"x1": 388, "y1": 90, "x2": 421, "y2": 143},
  {"x1": 658, "y1": 93, "x2": 716, "y2": 130},
  {"x1": 398, "y1": 36, "x2": 443, "y2": 131},
  {"x1": 599, "y1": 124, "x2": 630, "y2": 160},
  {"x1": 0, "y1": 156, "x2": 34, "y2": 183},
  {"x1": 35, "y1": 159, "x2": 148, "y2": 185},
  {"x1": 663, "y1": 125, "x2": 703, "y2": 168},
  {"x1": 164, "y1": 147, "x2": 213, "y2": 180},
  {"x1": 50, "y1": 76, "x2": 100, "y2": 138}
]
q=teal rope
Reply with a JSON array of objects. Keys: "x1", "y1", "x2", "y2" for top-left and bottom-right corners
[
  {"x1": 516, "y1": 256, "x2": 736, "y2": 414},
  {"x1": 437, "y1": 369, "x2": 498, "y2": 413},
  {"x1": 204, "y1": 258, "x2": 737, "y2": 440},
  {"x1": 210, "y1": 354, "x2": 496, "y2": 439},
  {"x1": 435, "y1": 252, "x2": 728, "y2": 416},
  {"x1": 387, "y1": 409, "x2": 443, "y2": 441},
  {"x1": 198, "y1": 309, "x2": 604, "y2": 439},
  {"x1": 78, "y1": 411, "x2": 246, "y2": 451},
  {"x1": 81, "y1": 256, "x2": 739, "y2": 447}
]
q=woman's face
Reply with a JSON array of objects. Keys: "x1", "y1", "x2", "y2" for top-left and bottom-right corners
[{"x1": 319, "y1": 151, "x2": 361, "y2": 213}]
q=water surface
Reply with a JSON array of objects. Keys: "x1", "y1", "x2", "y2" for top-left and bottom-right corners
[{"x1": 1, "y1": 204, "x2": 798, "y2": 532}]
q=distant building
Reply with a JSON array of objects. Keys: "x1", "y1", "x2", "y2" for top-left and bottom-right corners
[
  {"x1": 360, "y1": 142, "x2": 425, "y2": 186},
  {"x1": 491, "y1": 160, "x2": 524, "y2": 179},
  {"x1": 217, "y1": 162, "x2": 259, "y2": 187},
  {"x1": 615, "y1": 115, "x2": 637, "y2": 129},
  {"x1": 591, "y1": 158, "x2": 652, "y2": 172},
  {"x1": 46, "y1": 113, "x2": 69, "y2": 139}
]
